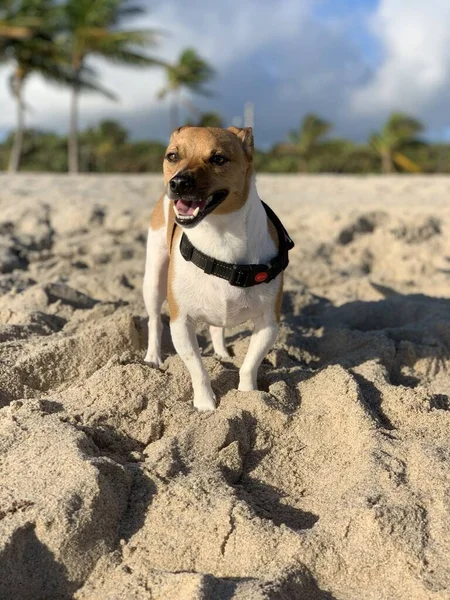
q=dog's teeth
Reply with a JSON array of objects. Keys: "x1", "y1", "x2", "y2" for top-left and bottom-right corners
[
  {"x1": 193, "y1": 207, "x2": 200, "y2": 217},
  {"x1": 206, "y1": 195, "x2": 213, "y2": 205},
  {"x1": 173, "y1": 204, "x2": 180, "y2": 217}
]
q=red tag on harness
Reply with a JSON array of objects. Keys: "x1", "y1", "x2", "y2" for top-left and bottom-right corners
[{"x1": 255, "y1": 272, "x2": 269, "y2": 283}]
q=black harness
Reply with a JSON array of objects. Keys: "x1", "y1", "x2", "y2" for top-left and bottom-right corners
[{"x1": 179, "y1": 201, "x2": 294, "y2": 288}]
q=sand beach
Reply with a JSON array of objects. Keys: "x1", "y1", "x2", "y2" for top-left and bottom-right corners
[{"x1": 0, "y1": 174, "x2": 449, "y2": 599}]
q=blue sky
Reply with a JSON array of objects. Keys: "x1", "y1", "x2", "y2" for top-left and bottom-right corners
[
  {"x1": 1, "y1": 0, "x2": 450, "y2": 147},
  {"x1": 312, "y1": 0, "x2": 381, "y2": 64}
]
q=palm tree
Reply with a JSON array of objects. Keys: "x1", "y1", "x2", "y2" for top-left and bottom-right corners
[
  {"x1": 288, "y1": 114, "x2": 332, "y2": 172},
  {"x1": 159, "y1": 48, "x2": 215, "y2": 132},
  {"x1": 81, "y1": 119, "x2": 128, "y2": 171},
  {"x1": 0, "y1": 0, "x2": 71, "y2": 172},
  {"x1": 371, "y1": 112, "x2": 423, "y2": 173},
  {"x1": 61, "y1": 0, "x2": 162, "y2": 173},
  {"x1": 197, "y1": 111, "x2": 223, "y2": 128}
]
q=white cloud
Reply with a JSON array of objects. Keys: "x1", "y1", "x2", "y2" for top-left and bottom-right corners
[{"x1": 352, "y1": 0, "x2": 450, "y2": 123}]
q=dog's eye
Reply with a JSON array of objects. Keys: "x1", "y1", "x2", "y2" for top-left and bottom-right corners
[
  {"x1": 166, "y1": 152, "x2": 179, "y2": 163},
  {"x1": 210, "y1": 154, "x2": 228, "y2": 166}
]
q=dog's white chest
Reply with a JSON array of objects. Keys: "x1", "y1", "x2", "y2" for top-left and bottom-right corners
[
  {"x1": 167, "y1": 180, "x2": 280, "y2": 328},
  {"x1": 172, "y1": 254, "x2": 276, "y2": 327}
]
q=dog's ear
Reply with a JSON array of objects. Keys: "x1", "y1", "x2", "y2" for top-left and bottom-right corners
[{"x1": 227, "y1": 126, "x2": 254, "y2": 160}]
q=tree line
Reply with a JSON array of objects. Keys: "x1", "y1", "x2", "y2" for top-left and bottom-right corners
[
  {"x1": 0, "y1": 0, "x2": 214, "y2": 173},
  {"x1": 1, "y1": 111, "x2": 449, "y2": 174}
]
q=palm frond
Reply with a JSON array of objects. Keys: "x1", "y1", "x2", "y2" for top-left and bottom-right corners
[
  {"x1": 393, "y1": 151, "x2": 421, "y2": 173},
  {"x1": 76, "y1": 74, "x2": 117, "y2": 100},
  {"x1": 116, "y1": 3, "x2": 146, "y2": 20},
  {"x1": 77, "y1": 27, "x2": 159, "y2": 46},
  {"x1": 159, "y1": 47, "x2": 215, "y2": 102},
  {"x1": 94, "y1": 47, "x2": 162, "y2": 66}
]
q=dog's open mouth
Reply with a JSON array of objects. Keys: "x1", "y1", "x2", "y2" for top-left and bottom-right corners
[{"x1": 173, "y1": 190, "x2": 228, "y2": 227}]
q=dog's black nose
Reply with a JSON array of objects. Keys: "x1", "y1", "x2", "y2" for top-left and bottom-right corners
[{"x1": 169, "y1": 173, "x2": 195, "y2": 195}]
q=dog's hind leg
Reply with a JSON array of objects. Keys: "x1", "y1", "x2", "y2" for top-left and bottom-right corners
[
  {"x1": 210, "y1": 326, "x2": 230, "y2": 358},
  {"x1": 143, "y1": 199, "x2": 169, "y2": 367},
  {"x1": 238, "y1": 313, "x2": 279, "y2": 391}
]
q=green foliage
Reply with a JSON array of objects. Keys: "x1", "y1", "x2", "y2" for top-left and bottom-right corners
[
  {"x1": 0, "y1": 0, "x2": 69, "y2": 88},
  {"x1": 159, "y1": 47, "x2": 215, "y2": 130},
  {"x1": 82, "y1": 119, "x2": 128, "y2": 146},
  {"x1": 78, "y1": 120, "x2": 166, "y2": 172},
  {"x1": 0, "y1": 0, "x2": 162, "y2": 172},
  {"x1": 287, "y1": 113, "x2": 332, "y2": 171},
  {"x1": 0, "y1": 112, "x2": 449, "y2": 174},
  {"x1": 0, "y1": 128, "x2": 68, "y2": 171},
  {"x1": 196, "y1": 111, "x2": 224, "y2": 128},
  {"x1": 380, "y1": 112, "x2": 423, "y2": 145},
  {"x1": 61, "y1": 0, "x2": 161, "y2": 67},
  {"x1": 0, "y1": 120, "x2": 165, "y2": 172},
  {"x1": 371, "y1": 112, "x2": 424, "y2": 173},
  {"x1": 61, "y1": 0, "x2": 163, "y2": 172},
  {"x1": 289, "y1": 114, "x2": 331, "y2": 149},
  {"x1": 159, "y1": 48, "x2": 215, "y2": 99}
]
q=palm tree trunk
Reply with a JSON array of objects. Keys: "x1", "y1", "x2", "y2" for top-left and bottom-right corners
[
  {"x1": 169, "y1": 95, "x2": 179, "y2": 132},
  {"x1": 381, "y1": 148, "x2": 393, "y2": 174},
  {"x1": 298, "y1": 155, "x2": 308, "y2": 173},
  {"x1": 68, "y1": 70, "x2": 81, "y2": 174},
  {"x1": 181, "y1": 96, "x2": 201, "y2": 121},
  {"x1": 8, "y1": 72, "x2": 25, "y2": 174}
]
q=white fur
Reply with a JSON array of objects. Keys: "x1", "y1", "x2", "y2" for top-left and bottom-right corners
[
  {"x1": 210, "y1": 326, "x2": 231, "y2": 358},
  {"x1": 144, "y1": 176, "x2": 281, "y2": 410},
  {"x1": 143, "y1": 200, "x2": 169, "y2": 367}
]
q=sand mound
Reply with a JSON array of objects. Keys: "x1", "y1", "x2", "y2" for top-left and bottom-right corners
[{"x1": 0, "y1": 175, "x2": 449, "y2": 600}]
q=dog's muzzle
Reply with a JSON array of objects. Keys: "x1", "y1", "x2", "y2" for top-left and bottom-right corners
[{"x1": 171, "y1": 187, "x2": 229, "y2": 228}]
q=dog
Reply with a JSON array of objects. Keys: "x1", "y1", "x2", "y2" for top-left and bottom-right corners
[{"x1": 143, "y1": 126, "x2": 293, "y2": 411}]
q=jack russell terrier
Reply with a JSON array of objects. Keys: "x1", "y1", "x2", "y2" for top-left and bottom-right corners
[{"x1": 143, "y1": 126, "x2": 294, "y2": 411}]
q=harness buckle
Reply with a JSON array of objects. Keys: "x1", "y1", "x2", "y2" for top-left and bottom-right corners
[
  {"x1": 229, "y1": 265, "x2": 251, "y2": 287},
  {"x1": 229, "y1": 264, "x2": 269, "y2": 287}
]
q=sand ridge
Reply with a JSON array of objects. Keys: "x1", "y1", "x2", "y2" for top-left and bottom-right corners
[{"x1": 0, "y1": 174, "x2": 449, "y2": 599}]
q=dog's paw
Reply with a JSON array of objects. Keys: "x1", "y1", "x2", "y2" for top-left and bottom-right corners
[
  {"x1": 214, "y1": 348, "x2": 231, "y2": 359},
  {"x1": 193, "y1": 391, "x2": 216, "y2": 412},
  {"x1": 144, "y1": 351, "x2": 163, "y2": 368},
  {"x1": 238, "y1": 379, "x2": 257, "y2": 392}
]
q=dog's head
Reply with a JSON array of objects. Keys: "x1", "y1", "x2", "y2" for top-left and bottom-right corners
[{"x1": 163, "y1": 126, "x2": 254, "y2": 228}]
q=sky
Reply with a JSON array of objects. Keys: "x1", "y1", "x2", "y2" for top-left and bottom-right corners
[{"x1": 1, "y1": 0, "x2": 450, "y2": 147}]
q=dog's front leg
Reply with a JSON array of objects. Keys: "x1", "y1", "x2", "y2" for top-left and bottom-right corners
[
  {"x1": 171, "y1": 318, "x2": 216, "y2": 411},
  {"x1": 143, "y1": 227, "x2": 168, "y2": 367},
  {"x1": 239, "y1": 314, "x2": 279, "y2": 391}
]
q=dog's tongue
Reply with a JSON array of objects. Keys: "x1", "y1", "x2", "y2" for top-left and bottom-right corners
[{"x1": 175, "y1": 198, "x2": 206, "y2": 216}]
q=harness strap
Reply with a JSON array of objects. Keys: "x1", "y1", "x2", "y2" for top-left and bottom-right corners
[{"x1": 178, "y1": 201, "x2": 294, "y2": 288}]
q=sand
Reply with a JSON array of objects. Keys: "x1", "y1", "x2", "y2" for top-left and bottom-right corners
[{"x1": 0, "y1": 173, "x2": 449, "y2": 600}]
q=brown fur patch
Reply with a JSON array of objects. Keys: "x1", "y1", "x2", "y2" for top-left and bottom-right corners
[
  {"x1": 166, "y1": 198, "x2": 177, "y2": 253},
  {"x1": 167, "y1": 227, "x2": 182, "y2": 322},
  {"x1": 213, "y1": 164, "x2": 252, "y2": 215},
  {"x1": 268, "y1": 217, "x2": 278, "y2": 247},
  {"x1": 275, "y1": 273, "x2": 284, "y2": 323},
  {"x1": 149, "y1": 193, "x2": 166, "y2": 230},
  {"x1": 227, "y1": 126, "x2": 254, "y2": 159}
]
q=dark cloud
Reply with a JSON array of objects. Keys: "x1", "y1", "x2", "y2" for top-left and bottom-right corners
[{"x1": 110, "y1": 1, "x2": 377, "y2": 146}]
